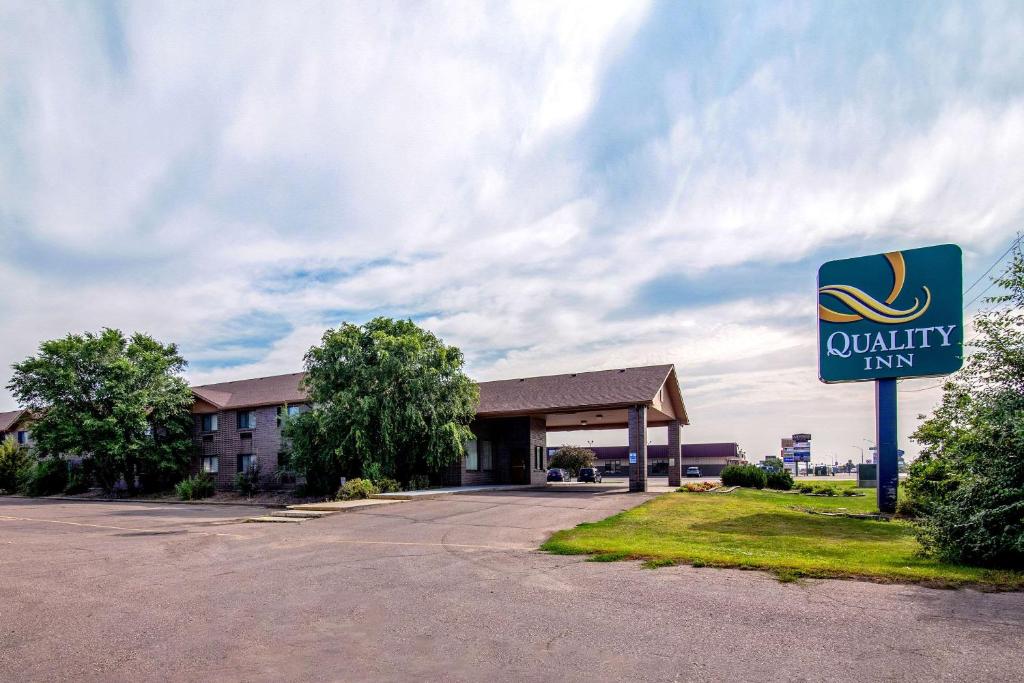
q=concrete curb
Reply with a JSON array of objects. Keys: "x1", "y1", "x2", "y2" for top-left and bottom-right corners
[{"x1": 1, "y1": 494, "x2": 286, "y2": 509}]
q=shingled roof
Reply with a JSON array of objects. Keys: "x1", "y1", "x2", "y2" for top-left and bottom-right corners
[
  {"x1": 190, "y1": 364, "x2": 688, "y2": 422},
  {"x1": 477, "y1": 364, "x2": 679, "y2": 416},
  {"x1": 0, "y1": 409, "x2": 27, "y2": 433},
  {"x1": 191, "y1": 373, "x2": 308, "y2": 410}
]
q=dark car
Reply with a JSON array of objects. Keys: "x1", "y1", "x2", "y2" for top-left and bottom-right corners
[
  {"x1": 577, "y1": 466, "x2": 603, "y2": 483},
  {"x1": 685, "y1": 466, "x2": 702, "y2": 477},
  {"x1": 546, "y1": 468, "x2": 572, "y2": 482}
]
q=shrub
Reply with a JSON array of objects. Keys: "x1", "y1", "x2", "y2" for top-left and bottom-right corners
[
  {"x1": 19, "y1": 458, "x2": 68, "y2": 497},
  {"x1": 175, "y1": 473, "x2": 215, "y2": 501},
  {"x1": 0, "y1": 437, "x2": 32, "y2": 493},
  {"x1": 235, "y1": 462, "x2": 262, "y2": 497},
  {"x1": 798, "y1": 483, "x2": 837, "y2": 496},
  {"x1": 408, "y1": 474, "x2": 430, "y2": 491},
  {"x1": 64, "y1": 463, "x2": 91, "y2": 494},
  {"x1": 337, "y1": 478, "x2": 379, "y2": 501},
  {"x1": 720, "y1": 464, "x2": 766, "y2": 489},
  {"x1": 765, "y1": 469, "x2": 794, "y2": 490},
  {"x1": 548, "y1": 446, "x2": 595, "y2": 476},
  {"x1": 374, "y1": 476, "x2": 402, "y2": 493}
]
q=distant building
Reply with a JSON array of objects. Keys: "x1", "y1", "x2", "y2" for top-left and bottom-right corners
[
  {"x1": 0, "y1": 409, "x2": 32, "y2": 448},
  {"x1": 549, "y1": 443, "x2": 742, "y2": 477}
]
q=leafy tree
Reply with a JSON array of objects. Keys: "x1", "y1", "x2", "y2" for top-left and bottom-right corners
[
  {"x1": 548, "y1": 446, "x2": 595, "y2": 476},
  {"x1": 762, "y1": 456, "x2": 784, "y2": 472},
  {"x1": 909, "y1": 245, "x2": 1024, "y2": 567},
  {"x1": 7, "y1": 329, "x2": 194, "y2": 494},
  {"x1": 284, "y1": 317, "x2": 478, "y2": 494}
]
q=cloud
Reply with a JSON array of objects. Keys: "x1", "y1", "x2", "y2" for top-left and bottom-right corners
[{"x1": 1, "y1": 0, "x2": 1022, "y2": 464}]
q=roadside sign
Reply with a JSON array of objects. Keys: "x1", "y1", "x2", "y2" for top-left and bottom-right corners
[
  {"x1": 629, "y1": 452, "x2": 637, "y2": 464},
  {"x1": 817, "y1": 243, "x2": 963, "y2": 514},
  {"x1": 818, "y1": 244, "x2": 963, "y2": 383}
]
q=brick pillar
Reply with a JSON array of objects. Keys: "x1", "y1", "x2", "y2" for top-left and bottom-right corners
[
  {"x1": 667, "y1": 419, "x2": 682, "y2": 488},
  {"x1": 628, "y1": 405, "x2": 648, "y2": 493}
]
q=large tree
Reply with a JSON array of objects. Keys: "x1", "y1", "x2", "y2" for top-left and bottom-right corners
[
  {"x1": 7, "y1": 329, "x2": 195, "y2": 494},
  {"x1": 909, "y1": 246, "x2": 1024, "y2": 567},
  {"x1": 285, "y1": 317, "x2": 478, "y2": 493}
]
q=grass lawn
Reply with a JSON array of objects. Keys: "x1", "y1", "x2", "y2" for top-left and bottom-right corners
[{"x1": 542, "y1": 482, "x2": 1024, "y2": 590}]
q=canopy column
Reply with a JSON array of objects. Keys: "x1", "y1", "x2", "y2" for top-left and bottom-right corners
[
  {"x1": 667, "y1": 419, "x2": 682, "y2": 487},
  {"x1": 628, "y1": 404, "x2": 648, "y2": 493}
]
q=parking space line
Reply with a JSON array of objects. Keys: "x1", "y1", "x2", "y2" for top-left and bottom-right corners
[{"x1": 0, "y1": 514, "x2": 249, "y2": 539}]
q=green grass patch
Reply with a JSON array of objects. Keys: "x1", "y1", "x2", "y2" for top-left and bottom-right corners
[{"x1": 541, "y1": 486, "x2": 1024, "y2": 590}]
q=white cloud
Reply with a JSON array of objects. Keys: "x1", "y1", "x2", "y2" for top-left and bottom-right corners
[{"x1": 1, "y1": 0, "x2": 1022, "y2": 465}]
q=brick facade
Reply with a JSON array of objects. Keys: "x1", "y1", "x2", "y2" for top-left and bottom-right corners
[
  {"x1": 628, "y1": 404, "x2": 648, "y2": 492},
  {"x1": 667, "y1": 419, "x2": 682, "y2": 487},
  {"x1": 443, "y1": 416, "x2": 548, "y2": 487},
  {"x1": 193, "y1": 404, "x2": 301, "y2": 489}
]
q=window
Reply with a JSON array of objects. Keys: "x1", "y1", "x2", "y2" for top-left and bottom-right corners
[
  {"x1": 534, "y1": 446, "x2": 545, "y2": 470},
  {"x1": 278, "y1": 404, "x2": 304, "y2": 428},
  {"x1": 16, "y1": 431, "x2": 27, "y2": 445},
  {"x1": 480, "y1": 440, "x2": 493, "y2": 470},
  {"x1": 237, "y1": 410, "x2": 255, "y2": 430},
  {"x1": 202, "y1": 456, "x2": 219, "y2": 474},
  {"x1": 465, "y1": 440, "x2": 479, "y2": 471},
  {"x1": 238, "y1": 454, "x2": 254, "y2": 473},
  {"x1": 201, "y1": 414, "x2": 218, "y2": 432}
]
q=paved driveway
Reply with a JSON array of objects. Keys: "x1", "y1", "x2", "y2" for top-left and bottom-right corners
[{"x1": 1, "y1": 492, "x2": 1022, "y2": 682}]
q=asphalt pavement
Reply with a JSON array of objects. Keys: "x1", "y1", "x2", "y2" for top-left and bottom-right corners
[{"x1": 1, "y1": 491, "x2": 1022, "y2": 682}]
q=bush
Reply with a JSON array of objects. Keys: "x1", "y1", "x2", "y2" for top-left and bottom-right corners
[
  {"x1": 548, "y1": 446, "x2": 595, "y2": 476},
  {"x1": 0, "y1": 437, "x2": 32, "y2": 493},
  {"x1": 19, "y1": 458, "x2": 68, "y2": 496},
  {"x1": 374, "y1": 476, "x2": 402, "y2": 493},
  {"x1": 64, "y1": 463, "x2": 91, "y2": 494},
  {"x1": 798, "y1": 483, "x2": 837, "y2": 496},
  {"x1": 175, "y1": 473, "x2": 215, "y2": 501},
  {"x1": 337, "y1": 478, "x2": 379, "y2": 501},
  {"x1": 235, "y1": 462, "x2": 262, "y2": 497},
  {"x1": 408, "y1": 474, "x2": 430, "y2": 491},
  {"x1": 765, "y1": 469, "x2": 794, "y2": 490},
  {"x1": 720, "y1": 464, "x2": 766, "y2": 489}
]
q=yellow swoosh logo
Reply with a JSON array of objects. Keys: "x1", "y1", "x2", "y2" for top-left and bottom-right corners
[{"x1": 819, "y1": 251, "x2": 931, "y2": 324}]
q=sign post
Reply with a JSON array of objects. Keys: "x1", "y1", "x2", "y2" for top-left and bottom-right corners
[{"x1": 818, "y1": 244, "x2": 963, "y2": 513}]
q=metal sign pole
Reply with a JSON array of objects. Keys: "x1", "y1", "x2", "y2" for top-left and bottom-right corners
[{"x1": 875, "y1": 378, "x2": 898, "y2": 514}]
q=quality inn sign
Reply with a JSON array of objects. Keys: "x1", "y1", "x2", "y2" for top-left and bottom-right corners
[{"x1": 818, "y1": 244, "x2": 963, "y2": 383}]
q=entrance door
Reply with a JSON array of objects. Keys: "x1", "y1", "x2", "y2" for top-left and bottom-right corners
[{"x1": 509, "y1": 448, "x2": 530, "y2": 484}]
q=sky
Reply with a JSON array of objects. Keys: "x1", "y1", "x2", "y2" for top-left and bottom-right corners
[{"x1": 1, "y1": 0, "x2": 1023, "y2": 463}]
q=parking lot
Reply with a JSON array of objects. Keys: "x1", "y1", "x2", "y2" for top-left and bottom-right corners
[{"x1": 2, "y1": 491, "x2": 1023, "y2": 682}]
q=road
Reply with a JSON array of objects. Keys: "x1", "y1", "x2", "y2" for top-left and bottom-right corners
[{"x1": 1, "y1": 491, "x2": 1022, "y2": 682}]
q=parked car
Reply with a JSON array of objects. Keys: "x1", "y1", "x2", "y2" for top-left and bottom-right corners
[
  {"x1": 685, "y1": 466, "x2": 702, "y2": 477},
  {"x1": 547, "y1": 468, "x2": 572, "y2": 482},
  {"x1": 577, "y1": 466, "x2": 602, "y2": 483}
]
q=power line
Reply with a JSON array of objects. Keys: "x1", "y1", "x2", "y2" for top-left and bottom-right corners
[
  {"x1": 898, "y1": 382, "x2": 945, "y2": 393},
  {"x1": 964, "y1": 278, "x2": 1002, "y2": 310},
  {"x1": 962, "y1": 233, "x2": 1022, "y2": 296}
]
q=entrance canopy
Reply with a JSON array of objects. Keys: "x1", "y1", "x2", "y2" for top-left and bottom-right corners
[{"x1": 476, "y1": 364, "x2": 688, "y2": 432}]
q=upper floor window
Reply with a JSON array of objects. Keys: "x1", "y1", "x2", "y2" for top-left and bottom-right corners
[
  {"x1": 16, "y1": 431, "x2": 27, "y2": 445},
  {"x1": 237, "y1": 410, "x2": 255, "y2": 430},
  {"x1": 201, "y1": 414, "x2": 218, "y2": 432},
  {"x1": 277, "y1": 404, "x2": 305, "y2": 428}
]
